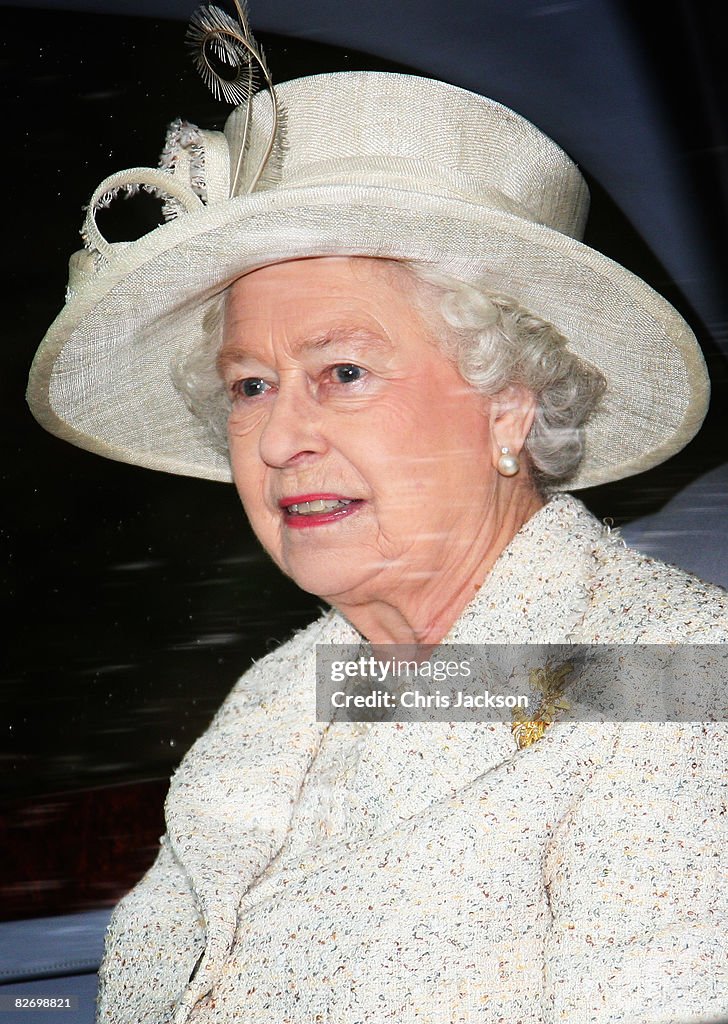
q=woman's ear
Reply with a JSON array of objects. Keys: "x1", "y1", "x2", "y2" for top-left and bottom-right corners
[{"x1": 488, "y1": 384, "x2": 537, "y2": 469}]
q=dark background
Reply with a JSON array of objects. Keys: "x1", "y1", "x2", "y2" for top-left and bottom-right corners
[{"x1": 3, "y1": 1, "x2": 727, "y2": 819}]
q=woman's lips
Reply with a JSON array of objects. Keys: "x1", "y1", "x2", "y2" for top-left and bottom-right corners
[{"x1": 279, "y1": 493, "x2": 363, "y2": 529}]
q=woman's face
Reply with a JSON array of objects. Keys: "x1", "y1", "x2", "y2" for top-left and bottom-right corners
[{"x1": 221, "y1": 256, "x2": 503, "y2": 607}]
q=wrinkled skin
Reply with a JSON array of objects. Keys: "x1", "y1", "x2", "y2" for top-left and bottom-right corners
[{"x1": 221, "y1": 256, "x2": 542, "y2": 645}]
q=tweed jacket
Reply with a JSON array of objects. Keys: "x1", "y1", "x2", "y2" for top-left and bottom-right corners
[{"x1": 96, "y1": 495, "x2": 728, "y2": 1024}]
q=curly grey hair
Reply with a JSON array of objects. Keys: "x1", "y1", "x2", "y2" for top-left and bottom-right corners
[{"x1": 171, "y1": 260, "x2": 606, "y2": 488}]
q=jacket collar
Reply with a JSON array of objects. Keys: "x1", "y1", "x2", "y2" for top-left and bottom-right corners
[{"x1": 444, "y1": 492, "x2": 603, "y2": 644}]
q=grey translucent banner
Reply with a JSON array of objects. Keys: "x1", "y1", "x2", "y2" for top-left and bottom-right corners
[{"x1": 315, "y1": 644, "x2": 728, "y2": 723}]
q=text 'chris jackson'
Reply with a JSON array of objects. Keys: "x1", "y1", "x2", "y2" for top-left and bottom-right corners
[{"x1": 329, "y1": 688, "x2": 530, "y2": 710}]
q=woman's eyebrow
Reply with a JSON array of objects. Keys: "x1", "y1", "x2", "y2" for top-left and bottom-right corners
[
  {"x1": 218, "y1": 327, "x2": 394, "y2": 371},
  {"x1": 216, "y1": 347, "x2": 256, "y2": 375},
  {"x1": 304, "y1": 327, "x2": 394, "y2": 354}
]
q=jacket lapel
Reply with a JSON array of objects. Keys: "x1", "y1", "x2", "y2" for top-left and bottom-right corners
[{"x1": 166, "y1": 610, "x2": 358, "y2": 1022}]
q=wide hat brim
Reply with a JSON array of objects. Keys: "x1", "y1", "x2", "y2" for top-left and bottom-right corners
[{"x1": 27, "y1": 181, "x2": 709, "y2": 490}]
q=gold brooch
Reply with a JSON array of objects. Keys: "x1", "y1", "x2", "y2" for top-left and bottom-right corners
[{"x1": 511, "y1": 661, "x2": 573, "y2": 749}]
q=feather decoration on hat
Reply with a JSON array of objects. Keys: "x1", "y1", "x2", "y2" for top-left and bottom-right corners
[{"x1": 187, "y1": 1, "x2": 281, "y2": 195}]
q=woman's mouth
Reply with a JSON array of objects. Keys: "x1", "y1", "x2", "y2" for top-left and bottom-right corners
[{"x1": 279, "y1": 494, "x2": 363, "y2": 528}]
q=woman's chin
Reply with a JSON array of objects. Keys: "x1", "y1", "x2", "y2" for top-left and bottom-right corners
[{"x1": 281, "y1": 554, "x2": 382, "y2": 606}]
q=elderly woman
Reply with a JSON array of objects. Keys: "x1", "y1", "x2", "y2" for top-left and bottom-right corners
[{"x1": 27, "y1": 6, "x2": 727, "y2": 1023}]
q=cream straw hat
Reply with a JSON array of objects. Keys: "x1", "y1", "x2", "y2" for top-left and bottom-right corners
[{"x1": 26, "y1": 9, "x2": 709, "y2": 490}]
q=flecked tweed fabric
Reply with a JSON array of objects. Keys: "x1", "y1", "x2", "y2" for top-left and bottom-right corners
[{"x1": 96, "y1": 495, "x2": 728, "y2": 1024}]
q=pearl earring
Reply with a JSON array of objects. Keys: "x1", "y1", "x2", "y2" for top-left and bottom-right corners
[{"x1": 497, "y1": 446, "x2": 520, "y2": 477}]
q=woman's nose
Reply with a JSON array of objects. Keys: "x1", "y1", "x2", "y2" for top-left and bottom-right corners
[{"x1": 258, "y1": 379, "x2": 327, "y2": 468}]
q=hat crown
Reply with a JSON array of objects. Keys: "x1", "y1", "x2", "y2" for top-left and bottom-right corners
[{"x1": 227, "y1": 71, "x2": 589, "y2": 239}]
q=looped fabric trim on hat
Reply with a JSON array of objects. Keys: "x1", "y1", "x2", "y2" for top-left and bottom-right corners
[
  {"x1": 159, "y1": 121, "x2": 232, "y2": 212},
  {"x1": 26, "y1": 71, "x2": 710, "y2": 489},
  {"x1": 83, "y1": 167, "x2": 205, "y2": 262}
]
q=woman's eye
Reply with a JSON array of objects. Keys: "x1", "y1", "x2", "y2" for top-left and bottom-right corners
[
  {"x1": 331, "y1": 364, "x2": 365, "y2": 384},
  {"x1": 233, "y1": 377, "x2": 269, "y2": 399}
]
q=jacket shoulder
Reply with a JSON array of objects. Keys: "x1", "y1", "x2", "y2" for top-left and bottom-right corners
[{"x1": 582, "y1": 531, "x2": 728, "y2": 641}]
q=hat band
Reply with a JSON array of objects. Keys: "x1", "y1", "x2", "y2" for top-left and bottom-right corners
[{"x1": 263, "y1": 155, "x2": 565, "y2": 234}]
